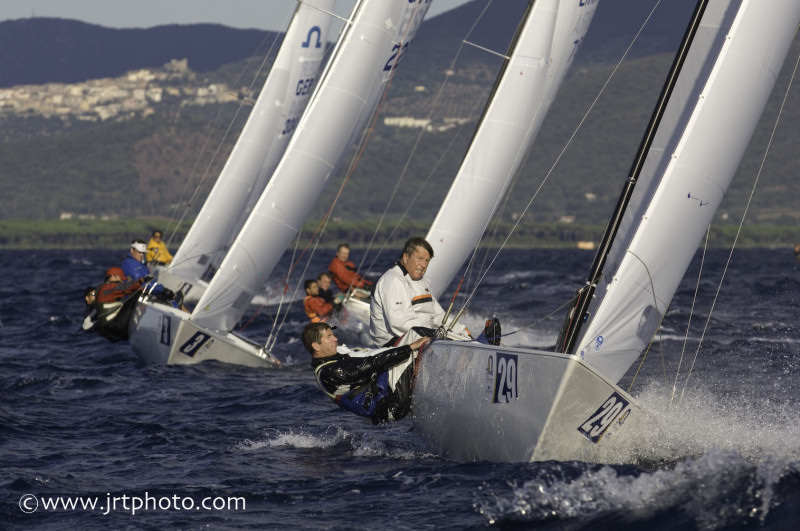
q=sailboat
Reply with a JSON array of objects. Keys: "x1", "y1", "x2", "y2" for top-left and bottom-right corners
[
  {"x1": 129, "y1": 0, "x2": 433, "y2": 367},
  {"x1": 412, "y1": 0, "x2": 800, "y2": 463},
  {"x1": 342, "y1": 0, "x2": 600, "y2": 324},
  {"x1": 156, "y1": 0, "x2": 335, "y2": 305}
]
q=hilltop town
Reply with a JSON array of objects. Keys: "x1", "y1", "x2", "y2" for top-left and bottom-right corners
[
  {"x1": 0, "y1": 56, "x2": 482, "y2": 135},
  {"x1": 0, "y1": 59, "x2": 240, "y2": 124}
]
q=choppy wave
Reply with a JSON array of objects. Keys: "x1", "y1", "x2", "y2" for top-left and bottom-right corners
[{"x1": 3, "y1": 248, "x2": 800, "y2": 530}]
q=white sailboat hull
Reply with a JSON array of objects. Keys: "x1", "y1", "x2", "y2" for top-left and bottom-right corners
[
  {"x1": 413, "y1": 341, "x2": 642, "y2": 463},
  {"x1": 342, "y1": 297, "x2": 370, "y2": 325},
  {"x1": 130, "y1": 300, "x2": 279, "y2": 367}
]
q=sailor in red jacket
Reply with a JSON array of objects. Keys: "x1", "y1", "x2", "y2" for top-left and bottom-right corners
[
  {"x1": 328, "y1": 243, "x2": 372, "y2": 293},
  {"x1": 91, "y1": 266, "x2": 143, "y2": 342}
]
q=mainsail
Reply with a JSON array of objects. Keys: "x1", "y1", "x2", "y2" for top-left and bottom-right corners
[
  {"x1": 423, "y1": 0, "x2": 599, "y2": 299},
  {"x1": 572, "y1": 0, "x2": 800, "y2": 383},
  {"x1": 190, "y1": 0, "x2": 432, "y2": 332},
  {"x1": 166, "y1": 0, "x2": 335, "y2": 290}
]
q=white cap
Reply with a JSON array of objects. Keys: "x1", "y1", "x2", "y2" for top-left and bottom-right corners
[{"x1": 131, "y1": 242, "x2": 147, "y2": 253}]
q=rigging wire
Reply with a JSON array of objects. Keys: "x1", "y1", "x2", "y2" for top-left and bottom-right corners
[
  {"x1": 668, "y1": 226, "x2": 710, "y2": 402},
  {"x1": 677, "y1": 53, "x2": 800, "y2": 402},
  {"x1": 266, "y1": 236, "x2": 308, "y2": 352},
  {"x1": 160, "y1": 19, "x2": 292, "y2": 251},
  {"x1": 450, "y1": 0, "x2": 666, "y2": 323},
  {"x1": 360, "y1": 0, "x2": 500, "y2": 275},
  {"x1": 263, "y1": 1, "x2": 430, "y2": 336},
  {"x1": 362, "y1": 99, "x2": 485, "y2": 274}
]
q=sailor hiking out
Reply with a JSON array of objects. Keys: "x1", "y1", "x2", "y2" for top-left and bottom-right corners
[{"x1": 303, "y1": 322, "x2": 429, "y2": 423}]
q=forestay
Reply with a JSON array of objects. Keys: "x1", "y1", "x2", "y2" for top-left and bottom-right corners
[
  {"x1": 424, "y1": 0, "x2": 599, "y2": 299},
  {"x1": 574, "y1": 0, "x2": 800, "y2": 383},
  {"x1": 191, "y1": 0, "x2": 432, "y2": 332},
  {"x1": 168, "y1": 0, "x2": 335, "y2": 287}
]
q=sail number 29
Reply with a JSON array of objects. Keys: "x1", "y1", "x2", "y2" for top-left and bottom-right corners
[
  {"x1": 578, "y1": 392, "x2": 631, "y2": 443},
  {"x1": 492, "y1": 353, "x2": 518, "y2": 403}
]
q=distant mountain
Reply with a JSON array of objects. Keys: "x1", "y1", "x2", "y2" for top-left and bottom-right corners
[
  {"x1": 1, "y1": 1, "x2": 797, "y2": 228},
  {"x1": 0, "y1": 18, "x2": 276, "y2": 87},
  {"x1": 415, "y1": 0, "x2": 697, "y2": 71},
  {"x1": 0, "y1": 0, "x2": 696, "y2": 88}
]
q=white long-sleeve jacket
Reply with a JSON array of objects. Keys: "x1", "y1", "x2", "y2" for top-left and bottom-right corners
[{"x1": 369, "y1": 263, "x2": 465, "y2": 346}]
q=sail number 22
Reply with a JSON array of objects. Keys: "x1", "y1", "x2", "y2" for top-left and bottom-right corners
[{"x1": 383, "y1": 0, "x2": 431, "y2": 72}]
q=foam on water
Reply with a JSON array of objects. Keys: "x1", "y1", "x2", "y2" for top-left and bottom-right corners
[
  {"x1": 631, "y1": 382, "x2": 800, "y2": 464},
  {"x1": 236, "y1": 426, "x2": 352, "y2": 451},
  {"x1": 476, "y1": 448, "x2": 795, "y2": 528}
]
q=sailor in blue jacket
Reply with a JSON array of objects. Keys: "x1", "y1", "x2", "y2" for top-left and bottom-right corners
[
  {"x1": 303, "y1": 322, "x2": 429, "y2": 423},
  {"x1": 122, "y1": 238, "x2": 177, "y2": 304}
]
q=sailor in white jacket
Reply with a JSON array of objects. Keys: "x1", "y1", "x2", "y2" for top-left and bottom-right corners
[{"x1": 369, "y1": 236, "x2": 468, "y2": 347}]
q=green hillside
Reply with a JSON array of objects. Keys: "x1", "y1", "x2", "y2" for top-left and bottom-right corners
[{"x1": 1, "y1": 35, "x2": 799, "y2": 248}]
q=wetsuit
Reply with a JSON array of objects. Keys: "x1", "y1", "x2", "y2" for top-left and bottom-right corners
[
  {"x1": 318, "y1": 287, "x2": 336, "y2": 305},
  {"x1": 93, "y1": 277, "x2": 142, "y2": 342},
  {"x1": 312, "y1": 345, "x2": 415, "y2": 423}
]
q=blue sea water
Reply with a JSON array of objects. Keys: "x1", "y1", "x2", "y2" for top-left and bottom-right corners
[{"x1": 2, "y1": 247, "x2": 800, "y2": 530}]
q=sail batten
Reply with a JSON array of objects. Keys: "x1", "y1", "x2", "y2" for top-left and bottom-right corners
[{"x1": 575, "y1": 0, "x2": 800, "y2": 383}]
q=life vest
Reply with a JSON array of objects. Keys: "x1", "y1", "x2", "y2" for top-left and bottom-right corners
[
  {"x1": 92, "y1": 293, "x2": 140, "y2": 342},
  {"x1": 95, "y1": 300, "x2": 124, "y2": 325},
  {"x1": 304, "y1": 295, "x2": 323, "y2": 323},
  {"x1": 314, "y1": 361, "x2": 390, "y2": 421}
]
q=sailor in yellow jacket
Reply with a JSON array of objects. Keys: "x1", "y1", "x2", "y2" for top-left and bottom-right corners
[{"x1": 146, "y1": 230, "x2": 173, "y2": 266}]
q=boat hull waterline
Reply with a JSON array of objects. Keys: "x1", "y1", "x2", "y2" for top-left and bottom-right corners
[
  {"x1": 413, "y1": 341, "x2": 643, "y2": 463},
  {"x1": 130, "y1": 301, "x2": 279, "y2": 367}
]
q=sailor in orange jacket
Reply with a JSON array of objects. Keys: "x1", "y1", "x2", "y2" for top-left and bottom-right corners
[
  {"x1": 303, "y1": 279, "x2": 334, "y2": 323},
  {"x1": 328, "y1": 243, "x2": 372, "y2": 293}
]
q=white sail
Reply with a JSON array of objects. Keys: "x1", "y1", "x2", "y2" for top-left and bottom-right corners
[
  {"x1": 424, "y1": 0, "x2": 599, "y2": 299},
  {"x1": 191, "y1": 0, "x2": 432, "y2": 332},
  {"x1": 574, "y1": 0, "x2": 800, "y2": 383},
  {"x1": 413, "y1": 0, "x2": 800, "y2": 463},
  {"x1": 167, "y1": 0, "x2": 335, "y2": 289}
]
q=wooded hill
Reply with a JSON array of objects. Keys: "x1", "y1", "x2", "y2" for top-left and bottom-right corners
[{"x1": 1, "y1": 1, "x2": 798, "y2": 249}]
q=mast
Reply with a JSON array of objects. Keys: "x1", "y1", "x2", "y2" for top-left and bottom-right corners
[{"x1": 555, "y1": 0, "x2": 709, "y2": 354}]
